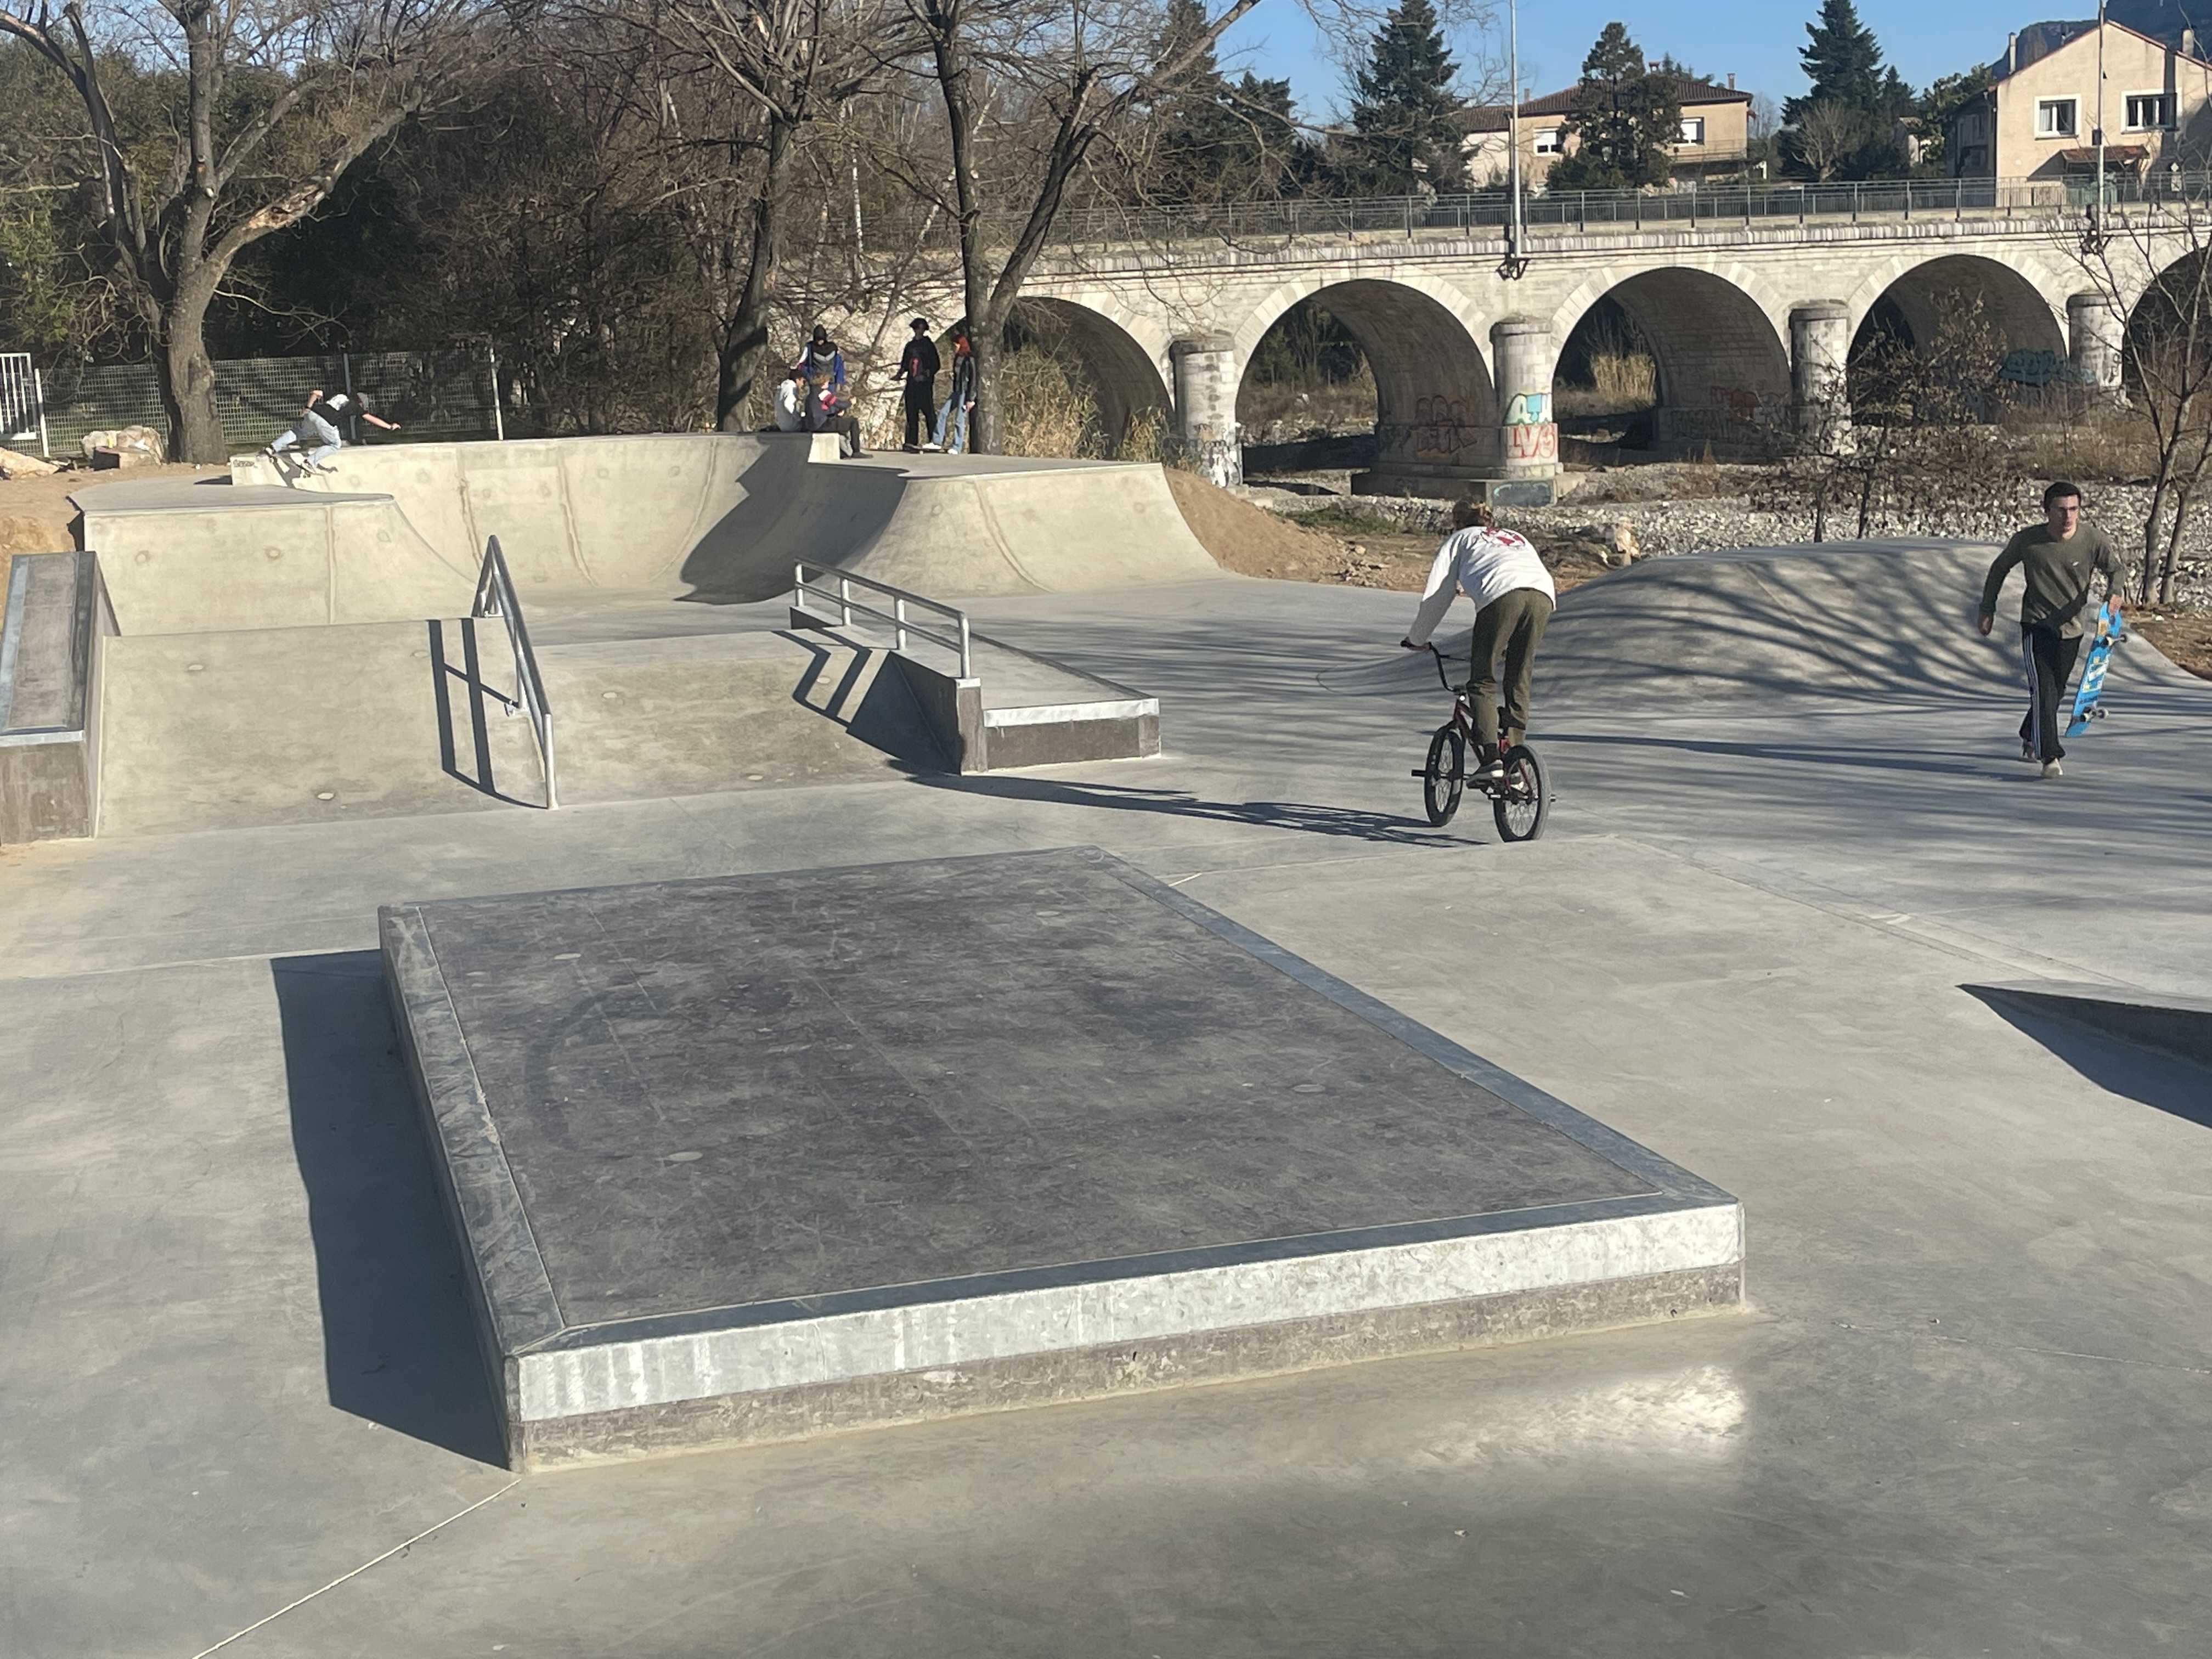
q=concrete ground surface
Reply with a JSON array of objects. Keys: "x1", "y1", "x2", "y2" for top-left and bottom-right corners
[{"x1": 4, "y1": 542, "x2": 2211, "y2": 1656}]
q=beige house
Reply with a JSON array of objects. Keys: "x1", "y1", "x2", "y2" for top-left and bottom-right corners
[
  {"x1": 1461, "y1": 76, "x2": 1755, "y2": 191},
  {"x1": 1948, "y1": 17, "x2": 2212, "y2": 178}
]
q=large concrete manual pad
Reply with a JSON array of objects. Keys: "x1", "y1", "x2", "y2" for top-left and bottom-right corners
[{"x1": 382, "y1": 847, "x2": 1742, "y2": 1469}]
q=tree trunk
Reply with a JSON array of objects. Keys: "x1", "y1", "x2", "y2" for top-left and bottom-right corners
[
  {"x1": 715, "y1": 117, "x2": 794, "y2": 432},
  {"x1": 161, "y1": 281, "x2": 227, "y2": 462},
  {"x1": 930, "y1": 14, "x2": 998, "y2": 454}
]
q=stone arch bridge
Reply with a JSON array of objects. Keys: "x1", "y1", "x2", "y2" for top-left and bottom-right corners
[{"x1": 1008, "y1": 197, "x2": 2170, "y2": 499}]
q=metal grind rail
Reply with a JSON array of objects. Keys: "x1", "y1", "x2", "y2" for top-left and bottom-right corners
[
  {"x1": 793, "y1": 562, "x2": 973, "y2": 679},
  {"x1": 471, "y1": 535, "x2": 557, "y2": 808}
]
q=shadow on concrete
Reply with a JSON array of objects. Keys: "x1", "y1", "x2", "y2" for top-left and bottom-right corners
[
  {"x1": 677, "y1": 441, "x2": 905, "y2": 605},
  {"x1": 427, "y1": 617, "x2": 541, "y2": 808},
  {"x1": 273, "y1": 950, "x2": 506, "y2": 1465},
  {"x1": 1964, "y1": 985, "x2": 2212, "y2": 1130},
  {"x1": 919, "y1": 771, "x2": 1464, "y2": 845},
  {"x1": 788, "y1": 632, "x2": 950, "y2": 772}
]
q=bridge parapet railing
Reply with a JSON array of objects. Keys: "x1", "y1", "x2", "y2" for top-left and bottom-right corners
[{"x1": 1035, "y1": 173, "x2": 2211, "y2": 251}]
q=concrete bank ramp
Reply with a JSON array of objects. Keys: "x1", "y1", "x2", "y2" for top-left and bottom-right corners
[
  {"x1": 1323, "y1": 541, "x2": 2196, "y2": 707},
  {"x1": 92, "y1": 623, "x2": 942, "y2": 836},
  {"x1": 72, "y1": 435, "x2": 1220, "y2": 635}
]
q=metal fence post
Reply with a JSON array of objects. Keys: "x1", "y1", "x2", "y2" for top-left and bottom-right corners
[
  {"x1": 341, "y1": 351, "x2": 358, "y2": 443},
  {"x1": 35, "y1": 368, "x2": 49, "y2": 458},
  {"x1": 487, "y1": 342, "x2": 506, "y2": 441}
]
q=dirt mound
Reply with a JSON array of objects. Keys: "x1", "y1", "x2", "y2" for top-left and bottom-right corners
[
  {"x1": 1163, "y1": 467, "x2": 1349, "y2": 580},
  {"x1": 0, "y1": 515, "x2": 72, "y2": 556}
]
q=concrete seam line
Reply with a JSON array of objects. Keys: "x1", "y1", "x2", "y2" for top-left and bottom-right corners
[{"x1": 188, "y1": 1481, "x2": 520, "y2": 1657}]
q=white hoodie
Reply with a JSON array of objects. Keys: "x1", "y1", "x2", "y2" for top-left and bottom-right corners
[
  {"x1": 1403, "y1": 527, "x2": 1556, "y2": 647},
  {"x1": 773, "y1": 379, "x2": 805, "y2": 432}
]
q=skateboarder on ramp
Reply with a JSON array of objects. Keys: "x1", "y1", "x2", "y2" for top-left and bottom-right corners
[{"x1": 1976, "y1": 481, "x2": 2123, "y2": 780}]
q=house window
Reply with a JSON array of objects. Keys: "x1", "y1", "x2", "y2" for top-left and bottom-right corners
[
  {"x1": 2126, "y1": 93, "x2": 2171, "y2": 130},
  {"x1": 1533, "y1": 127, "x2": 1564, "y2": 154},
  {"x1": 1678, "y1": 116, "x2": 1706, "y2": 145},
  {"x1": 2036, "y1": 98, "x2": 2079, "y2": 138}
]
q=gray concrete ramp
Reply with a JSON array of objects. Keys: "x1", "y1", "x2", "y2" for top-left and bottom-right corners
[{"x1": 1323, "y1": 540, "x2": 2196, "y2": 709}]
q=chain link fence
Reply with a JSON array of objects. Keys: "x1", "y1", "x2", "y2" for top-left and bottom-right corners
[{"x1": 21, "y1": 348, "x2": 504, "y2": 457}]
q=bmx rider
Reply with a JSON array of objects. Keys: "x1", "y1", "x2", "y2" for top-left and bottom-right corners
[
  {"x1": 1400, "y1": 500, "x2": 1556, "y2": 779},
  {"x1": 1977, "y1": 480, "x2": 2121, "y2": 780}
]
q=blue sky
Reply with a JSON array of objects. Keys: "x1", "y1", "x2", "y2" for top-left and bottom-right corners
[{"x1": 1218, "y1": 0, "x2": 2024, "y2": 120}]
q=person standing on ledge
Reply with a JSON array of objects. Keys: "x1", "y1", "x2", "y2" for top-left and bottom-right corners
[
  {"x1": 899, "y1": 318, "x2": 941, "y2": 452},
  {"x1": 1400, "y1": 500, "x2": 1556, "y2": 781},
  {"x1": 1978, "y1": 481, "x2": 2123, "y2": 780}
]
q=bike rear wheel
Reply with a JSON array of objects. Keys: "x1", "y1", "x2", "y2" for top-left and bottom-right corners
[
  {"x1": 1491, "y1": 744, "x2": 1548, "y2": 842},
  {"x1": 1423, "y1": 725, "x2": 1465, "y2": 825}
]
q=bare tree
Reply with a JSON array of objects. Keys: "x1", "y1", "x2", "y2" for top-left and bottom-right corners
[
  {"x1": 595, "y1": 0, "x2": 899, "y2": 428},
  {"x1": 902, "y1": 0, "x2": 1266, "y2": 453},
  {"x1": 1792, "y1": 99, "x2": 1867, "y2": 183},
  {"x1": 1757, "y1": 292, "x2": 2025, "y2": 542},
  {"x1": 2069, "y1": 199, "x2": 2212, "y2": 605},
  {"x1": 1, "y1": 0, "x2": 483, "y2": 460}
]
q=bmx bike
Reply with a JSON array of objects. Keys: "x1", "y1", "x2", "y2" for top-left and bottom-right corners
[{"x1": 1409, "y1": 644, "x2": 1549, "y2": 839}]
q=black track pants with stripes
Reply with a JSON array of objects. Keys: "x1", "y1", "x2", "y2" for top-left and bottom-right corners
[{"x1": 2018, "y1": 623, "x2": 2081, "y2": 763}]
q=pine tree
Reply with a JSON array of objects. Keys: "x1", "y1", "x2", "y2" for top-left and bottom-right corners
[
  {"x1": 1787, "y1": 0, "x2": 1887, "y2": 125},
  {"x1": 1342, "y1": 0, "x2": 1462, "y2": 195},
  {"x1": 1782, "y1": 1, "x2": 1914, "y2": 179},
  {"x1": 1146, "y1": 2, "x2": 1317, "y2": 202},
  {"x1": 1548, "y1": 22, "x2": 1680, "y2": 193}
]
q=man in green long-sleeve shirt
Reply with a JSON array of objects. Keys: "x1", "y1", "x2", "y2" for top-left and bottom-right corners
[{"x1": 1977, "y1": 481, "x2": 2123, "y2": 779}]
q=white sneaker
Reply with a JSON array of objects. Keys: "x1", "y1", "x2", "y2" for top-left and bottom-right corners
[
  {"x1": 2019, "y1": 742, "x2": 2037, "y2": 763},
  {"x1": 921, "y1": 442, "x2": 942, "y2": 453},
  {"x1": 2040, "y1": 759, "x2": 2063, "y2": 780}
]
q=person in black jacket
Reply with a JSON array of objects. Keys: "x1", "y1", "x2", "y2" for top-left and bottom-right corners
[
  {"x1": 899, "y1": 319, "x2": 941, "y2": 452},
  {"x1": 937, "y1": 328, "x2": 977, "y2": 455}
]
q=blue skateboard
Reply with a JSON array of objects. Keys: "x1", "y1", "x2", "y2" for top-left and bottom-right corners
[{"x1": 2066, "y1": 599, "x2": 2128, "y2": 738}]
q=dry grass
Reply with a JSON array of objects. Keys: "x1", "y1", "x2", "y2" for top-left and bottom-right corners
[
  {"x1": 1556, "y1": 351, "x2": 1657, "y2": 418},
  {"x1": 1237, "y1": 365, "x2": 1379, "y2": 436},
  {"x1": 990, "y1": 348, "x2": 1174, "y2": 462},
  {"x1": 2004, "y1": 408, "x2": 2158, "y2": 482},
  {"x1": 2134, "y1": 605, "x2": 2212, "y2": 679}
]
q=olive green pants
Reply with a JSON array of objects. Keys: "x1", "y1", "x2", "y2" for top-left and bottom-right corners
[{"x1": 1465, "y1": 587, "x2": 1554, "y2": 754}]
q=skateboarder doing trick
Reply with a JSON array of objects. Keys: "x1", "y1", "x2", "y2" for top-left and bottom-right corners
[
  {"x1": 1400, "y1": 501, "x2": 1556, "y2": 780},
  {"x1": 1977, "y1": 481, "x2": 2122, "y2": 780},
  {"x1": 266, "y1": 388, "x2": 399, "y2": 472}
]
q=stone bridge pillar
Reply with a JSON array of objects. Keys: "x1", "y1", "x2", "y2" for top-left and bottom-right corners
[
  {"x1": 1170, "y1": 333, "x2": 1241, "y2": 489},
  {"x1": 2068, "y1": 292, "x2": 2126, "y2": 402},
  {"x1": 1789, "y1": 302, "x2": 1853, "y2": 439},
  {"x1": 1492, "y1": 317, "x2": 1559, "y2": 486}
]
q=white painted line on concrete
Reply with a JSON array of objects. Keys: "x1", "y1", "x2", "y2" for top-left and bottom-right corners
[{"x1": 189, "y1": 1481, "x2": 520, "y2": 1657}]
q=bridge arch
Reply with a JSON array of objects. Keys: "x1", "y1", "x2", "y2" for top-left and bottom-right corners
[
  {"x1": 1233, "y1": 273, "x2": 1495, "y2": 485},
  {"x1": 1551, "y1": 263, "x2": 1793, "y2": 453},
  {"x1": 1841, "y1": 252, "x2": 2070, "y2": 375},
  {"x1": 1006, "y1": 294, "x2": 1174, "y2": 447}
]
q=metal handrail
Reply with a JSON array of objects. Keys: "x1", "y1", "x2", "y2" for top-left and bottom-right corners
[
  {"x1": 793, "y1": 561, "x2": 973, "y2": 679},
  {"x1": 472, "y1": 535, "x2": 557, "y2": 809}
]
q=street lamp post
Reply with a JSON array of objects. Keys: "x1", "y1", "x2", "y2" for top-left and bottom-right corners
[{"x1": 1498, "y1": 0, "x2": 1530, "y2": 279}]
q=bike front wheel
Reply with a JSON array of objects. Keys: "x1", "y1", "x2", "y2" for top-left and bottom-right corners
[
  {"x1": 1423, "y1": 725, "x2": 1465, "y2": 825},
  {"x1": 1492, "y1": 744, "x2": 1549, "y2": 842}
]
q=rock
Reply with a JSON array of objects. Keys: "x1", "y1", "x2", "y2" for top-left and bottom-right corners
[
  {"x1": 0, "y1": 447, "x2": 59, "y2": 478},
  {"x1": 80, "y1": 424, "x2": 166, "y2": 465}
]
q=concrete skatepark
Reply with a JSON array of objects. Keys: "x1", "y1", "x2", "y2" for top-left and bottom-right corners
[{"x1": 4, "y1": 434, "x2": 2212, "y2": 1654}]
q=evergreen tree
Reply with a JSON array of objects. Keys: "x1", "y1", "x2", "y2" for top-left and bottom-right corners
[
  {"x1": 1549, "y1": 22, "x2": 1680, "y2": 193},
  {"x1": 1342, "y1": 0, "x2": 1462, "y2": 195},
  {"x1": 1787, "y1": 0, "x2": 1887, "y2": 124},
  {"x1": 1782, "y1": 2, "x2": 1915, "y2": 179},
  {"x1": 1146, "y1": 2, "x2": 1317, "y2": 201}
]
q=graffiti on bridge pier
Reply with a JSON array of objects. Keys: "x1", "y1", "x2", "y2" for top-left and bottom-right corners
[{"x1": 1504, "y1": 388, "x2": 1555, "y2": 464}]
